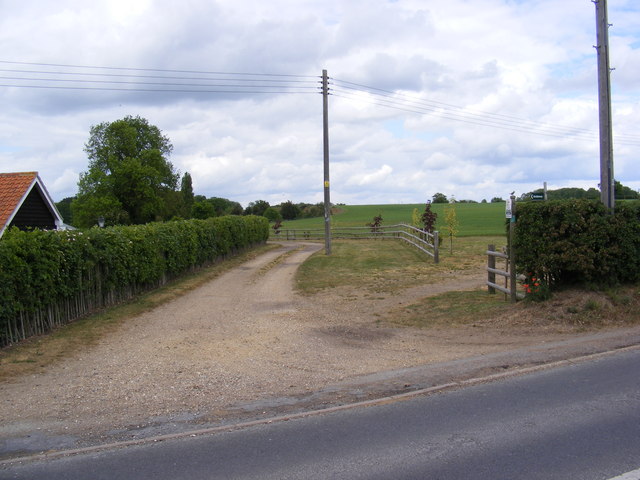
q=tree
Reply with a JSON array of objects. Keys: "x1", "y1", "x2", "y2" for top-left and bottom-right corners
[
  {"x1": 421, "y1": 202, "x2": 437, "y2": 234},
  {"x1": 411, "y1": 208, "x2": 421, "y2": 228},
  {"x1": 244, "y1": 200, "x2": 270, "y2": 216},
  {"x1": 280, "y1": 200, "x2": 301, "y2": 220},
  {"x1": 180, "y1": 172, "x2": 194, "y2": 217},
  {"x1": 263, "y1": 207, "x2": 282, "y2": 222},
  {"x1": 367, "y1": 213, "x2": 383, "y2": 233},
  {"x1": 615, "y1": 180, "x2": 639, "y2": 200},
  {"x1": 444, "y1": 201, "x2": 459, "y2": 254},
  {"x1": 72, "y1": 116, "x2": 179, "y2": 227},
  {"x1": 55, "y1": 197, "x2": 74, "y2": 226},
  {"x1": 432, "y1": 192, "x2": 448, "y2": 204},
  {"x1": 191, "y1": 200, "x2": 215, "y2": 219},
  {"x1": 490, "y1": 197, "x2": 505, "y2": 203}
]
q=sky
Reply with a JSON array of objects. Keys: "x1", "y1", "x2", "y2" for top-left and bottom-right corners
[{"x1": 1, "y1": 0, "x2": 639, "y2": 208}]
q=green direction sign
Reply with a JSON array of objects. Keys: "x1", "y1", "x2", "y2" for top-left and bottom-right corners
[{"x1": 530, "y1": 193, "x2": 545, "y2": 201}]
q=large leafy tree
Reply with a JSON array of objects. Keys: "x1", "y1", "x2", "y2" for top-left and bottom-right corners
[{"x1": 72, "y1": 116, "x2": 179, "y2": 227}]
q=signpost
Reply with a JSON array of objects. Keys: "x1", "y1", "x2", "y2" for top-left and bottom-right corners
[{"x1": 530, "y1": 193, "x2": 545, "y2": 201}]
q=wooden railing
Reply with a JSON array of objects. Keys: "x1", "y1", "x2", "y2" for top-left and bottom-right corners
[
  {"x1": 272, "y1": 223, "x2": 439, "y2": 262},
  {"x1": 487, "y1": 244, "x2": 525, "y2": 302}
]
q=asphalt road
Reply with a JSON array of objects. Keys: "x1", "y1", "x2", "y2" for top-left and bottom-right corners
[{"x1": 2, "y1": 347, "x2": 639, "y2": 480}]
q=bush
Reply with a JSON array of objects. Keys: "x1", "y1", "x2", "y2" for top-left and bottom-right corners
[
  {"x1": 514, "y1": 200, "x2": 640, "y2": 289},
  {"x1": 0, "y1": 215, "x2": 269, "y2": 346}
]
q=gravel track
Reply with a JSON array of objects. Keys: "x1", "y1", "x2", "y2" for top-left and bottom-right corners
[{"x1": 3, "y1": 241, "x2": 628, "y2": 457}]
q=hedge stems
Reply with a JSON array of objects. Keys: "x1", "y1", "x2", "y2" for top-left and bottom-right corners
[{"x1": 0, "y1": 215, "x2": 269, "y2": 346}]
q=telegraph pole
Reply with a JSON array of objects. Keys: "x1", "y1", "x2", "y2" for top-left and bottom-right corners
[
  {"x1": 594, "y1": 0, "x2": 615, "y2": 212},
  {"x1": 322, "y1": 69, "x2": 331, "y2": 254}
]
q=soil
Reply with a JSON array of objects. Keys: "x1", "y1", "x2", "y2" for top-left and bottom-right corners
[{"x1": 2, "y1": 242, "x2": 640, "y2": 458}]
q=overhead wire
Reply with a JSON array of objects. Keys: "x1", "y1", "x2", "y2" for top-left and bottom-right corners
[
  {"x1": 329, "y1": 77, "x2": 640, "y2": 146},
  {"x1": 1, "y1": 60, "x2": 639, "y2": 145},
  {"x1": 0, "y1": 60, "x2": 320, "y2": 94}
]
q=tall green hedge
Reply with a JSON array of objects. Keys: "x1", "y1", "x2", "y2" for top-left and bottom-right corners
[
  {"x1": 513, "y1": 200, "x2": 640, "y2": 288},
  {"x1": 0, "y1": 215, "x2": 269, "y2": 346}
]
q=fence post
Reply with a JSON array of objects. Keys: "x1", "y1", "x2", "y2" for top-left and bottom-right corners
[
  {"x1": 433, "y1": 231, "x2": 439, "y2": 264},
  {"x1": 488, "y1": 244, "x2": 496, "y2": 294},
  {"x1": 509, "y1": 195, "x2": 517, "y2": 303}
]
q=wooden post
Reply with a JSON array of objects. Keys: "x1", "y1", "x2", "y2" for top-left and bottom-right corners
[
  {"x1": 509, "y1": 195, "x2": 517, "y2": 303},
  {"x1": 433, "y1": 231, "x2": 439, "y2": 264},
  {"x1": 595, "y1": 0, "x2": 615, "y2": 213},
  {"x1": 322, "y1": 69, "x2": 332, "y2": 254},
  {"x1": 488, "y1": 244, "x2": 496, "y2": 294}
]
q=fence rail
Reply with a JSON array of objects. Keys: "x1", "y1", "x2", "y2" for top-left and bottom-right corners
[
  {"x1": 487, "y1": 244, "x2": 525, "y2": 302},
  {"x1": 272, "y1": 223, "x2": 439, "y2": 262}
]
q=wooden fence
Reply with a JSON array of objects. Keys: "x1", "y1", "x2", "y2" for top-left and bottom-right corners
[
  {"x1": 486, "y1": 244, "x2": 525, "y2": 302},
  {"x1": 272, "y1": 223, "x2": 439, "y2": 262}
]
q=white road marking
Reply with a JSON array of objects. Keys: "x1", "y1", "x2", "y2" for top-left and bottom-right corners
[{"x1": 608, "y1": 468, "x2": 640, "y2": 480}]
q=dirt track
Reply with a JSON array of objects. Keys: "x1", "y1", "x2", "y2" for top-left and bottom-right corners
[{"x1": 2, "y1": 242, "x2": 639, "y2": 457}]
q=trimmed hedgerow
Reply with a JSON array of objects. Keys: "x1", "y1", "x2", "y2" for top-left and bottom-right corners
[
  {"x1": 513, "y1": 200, "x2": 640, "y2": 289},
  {"x1": 0, "y1": 215, "x2": 268, "y2": 346}
]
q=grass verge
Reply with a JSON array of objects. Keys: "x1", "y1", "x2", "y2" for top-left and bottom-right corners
[
  {"x1": 0, "y1": 243, "x2": 279, "y2": 381},
  {"x1": 296, "y1": 237, "x2": 640, "y2": 332}
]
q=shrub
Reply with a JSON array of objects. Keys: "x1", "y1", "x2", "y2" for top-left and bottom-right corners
[
  {"x1": 0, "y1": 215, "x2": 269, "y2": 346},
  {"x1": 514, "y1": 200, "x2": 640, "y2": 289}
]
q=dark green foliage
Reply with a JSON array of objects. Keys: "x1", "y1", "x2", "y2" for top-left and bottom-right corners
[
  {"x1": 191, "y1": 200, "x2": 216, "y2": 219},
  {"x1": 514, "y1": 200, "x2": 640, "y2": 289},
  {"x1": 72, "y1": 116, "x2": 179, "y2": 227},
  {"x1": 0, "y1": 216, "x2": 269, "y2": 346},
  {"x1": 263, "y1": 207, "x2": 282, "y2": 223},
  {"x1": 520, "y1": 187, "x2": 599, "y2": 201},
  {"x1": 432, "y1": 192, "x2": 448, "y2": 204},
  {"x1": 519, "y1": 182, "x2": 638, "y2": 201},
  {"x1": 244, "y1": 200, "x2": 270, "y2": 216},
  {"x1": 280, "y1": 200, "x2": 301, "y2": 220},
  {"x1": 615, "y1": 181, "x2": 640, "y2": 200},
  {"x1": 180, "y1": 172, "x2": 194, "y2": 216},
  {"x1": 55, "y1": 197, "x2": 74, "y2": 226}
]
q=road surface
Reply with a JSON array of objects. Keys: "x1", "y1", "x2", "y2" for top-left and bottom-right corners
[{"x1": 2, "y1": 347, "x2": 639, "y2": 479}]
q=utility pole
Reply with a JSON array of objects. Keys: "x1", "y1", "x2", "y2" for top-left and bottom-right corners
[
  {"x1": 322, "y1": 69, "x2": 331, "y2": 255},
  {"x1": 594, "y1": 0, "x2": 615, "y2": 212}
]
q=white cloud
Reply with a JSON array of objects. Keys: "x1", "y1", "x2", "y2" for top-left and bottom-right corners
[{"x1": 0, "y1": 0, "x2": 638, "y2": 207}]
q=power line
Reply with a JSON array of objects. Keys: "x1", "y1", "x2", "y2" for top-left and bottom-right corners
[
  {"x1": 0, "y1": 60, "x2": 317, "y2": 79},
  {"x1": 0, "y1": 60, "x2": 321, "y2": 95},
  {"x1": 2, "y1": 60, "x2": 638, "y2": 146},
  {"x1": 329, "y1": 77, "x2": 640, "y2": 146}
]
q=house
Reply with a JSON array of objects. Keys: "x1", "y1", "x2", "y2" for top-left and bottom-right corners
[{"x1": 0, "y1": 172, "x2": 64, "y2": 239}]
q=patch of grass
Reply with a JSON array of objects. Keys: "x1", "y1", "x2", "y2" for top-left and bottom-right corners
[
  {"x1": 584, "y1": 299, "x2": 601, "y2": 312},
  {"x1": 0, "y1": 244, "x2": 279, "y2": 382},
  {"x1": 392, "y1": 290, "x2": 510, "y2": 328},
  {"x1": 295, "y1": 236, "x2": 504, "y2": 294}
]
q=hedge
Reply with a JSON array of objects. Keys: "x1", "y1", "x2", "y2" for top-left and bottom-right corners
[
  {"x1": 0, "y1": 215, "x2": 269, "y2": 347},
  {"x1": 513, "y1": 200, "x2": 640, "y2": 288}
]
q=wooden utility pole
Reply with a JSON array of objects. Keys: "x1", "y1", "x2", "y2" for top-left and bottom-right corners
[
  {"x1": 595, "y1": 0, "x2": 615, "y2": 212},
  {"x1": 322, "y1": 69, "x2": 331, "y2": 254}
]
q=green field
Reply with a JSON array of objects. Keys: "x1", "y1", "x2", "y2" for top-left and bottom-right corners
[{"x1": 280, "y1": 203, "x2": 508, "y2": 237}]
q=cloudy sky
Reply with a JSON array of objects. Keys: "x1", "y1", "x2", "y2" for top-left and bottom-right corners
[{"x1": 1, "y1": 0, "x2": 639, "y2": 207}]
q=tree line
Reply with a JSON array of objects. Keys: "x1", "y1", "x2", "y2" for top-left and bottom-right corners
[{"x1": 519, "y1": 182, "x2": 638, "y2": 202}]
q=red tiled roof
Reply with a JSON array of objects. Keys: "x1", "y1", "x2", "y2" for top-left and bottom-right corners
[{"x1": 0, "y1": 172, "x2": 38, "y2": 235}]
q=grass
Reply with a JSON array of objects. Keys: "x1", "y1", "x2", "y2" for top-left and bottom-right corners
[
  {"x1": 0, "y1": 243, "x2": 280, "y2": 381},
  {"x1": 280, "y1": 202, "x2": 507, "y2": 237},
  {"x1": 296, "y1": 235, "x2": 505, "y2": 294},
  {"x1": 393, "y1": 290, "x2": 510, "y2": 328},
  {"x1": 295, "y1": 236, "x2": 640, "y2": 331}
]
